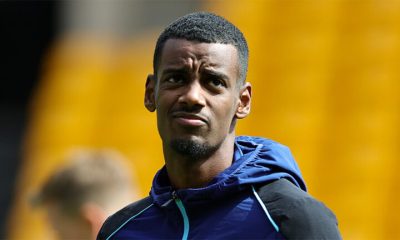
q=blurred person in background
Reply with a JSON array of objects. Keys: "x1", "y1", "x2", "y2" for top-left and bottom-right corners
[
  {"x1": 98, "y1": 12, "x2": 341, "y2": 239},
  {"x1": 35, "y1": 149, "x2": 138, "y2": 240}
]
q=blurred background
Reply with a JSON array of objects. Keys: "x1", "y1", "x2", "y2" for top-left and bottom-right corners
[{"x1": 1, "y1": 0, "x2": 399, "y2": 239}]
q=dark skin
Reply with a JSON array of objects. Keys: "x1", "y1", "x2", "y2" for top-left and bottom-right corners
[{"x1": 145, "y1": 39, "x2": 251, "y2": 189}]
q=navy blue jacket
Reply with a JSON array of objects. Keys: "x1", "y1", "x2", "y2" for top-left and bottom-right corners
[{"x1": 98, "y1": 136, "x2": 339, "y2": 239}]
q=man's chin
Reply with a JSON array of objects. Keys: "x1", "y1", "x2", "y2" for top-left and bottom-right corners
[{"x1": 170, "y1": 138, "x2": 219, "y2": 160}]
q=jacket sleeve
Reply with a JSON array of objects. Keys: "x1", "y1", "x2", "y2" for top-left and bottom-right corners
[
  {"x1": 97, "y1": 196, "x2": 152, "y2": 240},
  {"x1": 257, "y1": 178, "x2": 342, "y2": 240}
]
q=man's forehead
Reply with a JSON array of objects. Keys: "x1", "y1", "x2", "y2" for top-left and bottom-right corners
[{"x1": 159, "y1": 38, "x2": 239, "y2": 68}]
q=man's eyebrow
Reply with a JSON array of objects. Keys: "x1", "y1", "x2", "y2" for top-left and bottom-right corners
[
  {"x1": 202, "y1": 69, "x2": 229, "y2": 81},
  {"x1": 161, "y1": 67, "x2": 189, "y2": 76}
]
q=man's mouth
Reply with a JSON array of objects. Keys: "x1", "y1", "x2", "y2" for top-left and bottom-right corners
[{"x1": 171, "y1": 112, "x2": 207, "y2": 127}]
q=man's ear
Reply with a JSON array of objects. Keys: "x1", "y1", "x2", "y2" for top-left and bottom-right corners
[
  {"x1": 144, "y1": 74, "x2": 156, "y2": 112},
  {"x1": 236, "y1": 82, "x2": 252, "y2": 119}
]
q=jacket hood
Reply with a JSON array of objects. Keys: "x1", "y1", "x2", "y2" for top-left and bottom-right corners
[{"x1": 150, "y1": 136, "x2": 306, "y2": 207}]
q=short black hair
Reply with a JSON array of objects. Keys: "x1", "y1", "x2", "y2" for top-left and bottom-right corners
[{"x1": 153, "y1": 12, "x2": 249, "y2": 84}]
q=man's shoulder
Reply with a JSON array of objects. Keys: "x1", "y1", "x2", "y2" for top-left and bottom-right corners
[
  {"x1": 257, "y1": 178, "x2": 342, "y2": 239},
  {"x1": 97, "y1": 196, "x2": 153, "y2": 240},
  {"x1": 258, "y1": 178, "x2": 310, "y2": 203}
]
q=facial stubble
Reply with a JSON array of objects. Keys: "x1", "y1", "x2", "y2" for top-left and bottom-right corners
[{"x1": 170, "y1": 138, "x2": 222, "y2": 161}]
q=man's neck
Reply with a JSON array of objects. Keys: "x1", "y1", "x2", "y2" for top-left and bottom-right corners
[{"x1": 164, "y1": 135, "x2": 235, "y2": 189}]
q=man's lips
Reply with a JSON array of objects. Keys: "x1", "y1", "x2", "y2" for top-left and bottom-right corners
[{"x1": 171, "y1": 112, "x2": 207, "y2": 127}]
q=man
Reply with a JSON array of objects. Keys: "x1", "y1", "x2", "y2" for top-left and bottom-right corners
[
  {"x1": 35, "y1": 149, "x2": 137, "y2": 240},
  {"x1": 98, "y1": 12, "x2": 341, "y2": 239}
]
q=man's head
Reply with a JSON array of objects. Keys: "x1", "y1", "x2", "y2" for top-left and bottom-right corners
[
  {"x1": 145, "y1": 12, "x2": 251, "y2": 160},
  {"x1": 35, "y1": 150, "x2": 137, "y2": 240},
  {"x1": 153, "y1": 12, "x2": 249, "y2": 84}
]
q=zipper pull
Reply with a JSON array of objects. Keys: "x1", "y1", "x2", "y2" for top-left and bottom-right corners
[
  {"x1": 172, "y1": 190, "x2": 178, "y2": 200},
  {"x1": 161, "y1": 190, "x2": 177, "y2": 207}
]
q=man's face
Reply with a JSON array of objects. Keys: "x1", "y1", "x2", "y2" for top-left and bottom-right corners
[{"x1": 146, "y1": 39, "x2": 251, "y2": 158}]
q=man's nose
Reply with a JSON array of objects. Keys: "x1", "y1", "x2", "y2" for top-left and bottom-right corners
[{"x1": 178, "y1": 81, "x2": 206, "y2": 108}]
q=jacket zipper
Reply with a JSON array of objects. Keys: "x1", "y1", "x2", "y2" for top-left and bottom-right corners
[{"x1": 173, "y1": 191, "x2": 190, "y2": 240}]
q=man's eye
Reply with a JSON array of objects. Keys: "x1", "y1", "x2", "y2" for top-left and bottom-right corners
[
  {"x1": 210, "y1": 78, "x2": 225, "y2": 87},
  {"x1": 167, "y1": 76, "x2": 184, "y2": 83}
]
